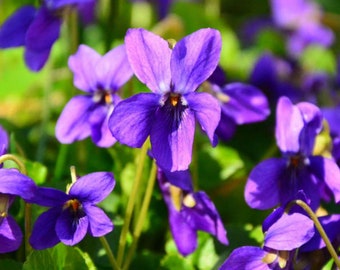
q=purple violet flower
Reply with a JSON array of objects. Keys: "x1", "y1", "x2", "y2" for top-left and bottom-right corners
[
  {"x1": 244, "y1": 96, "x2": 340, "y2": 210},
  {"x1": 220, "y1": 208, "x2": 315, "y2": 270},
  {"x1": 157, "y1": 169, "x2": 228, "y2": 256},
  {"x1": 0, "y1": 0, "x2": 95, "y2": 71},
  {"x1": 29, "y1": 172, "x2": 115, "y2": 249},
  {"x1": 0, "y1": 126, "x2": 37, "y2": 253},
  {"x1": 271, "y1": 0, "x2": 334, "y2": 56},
  {"x1": 109, "y1": 28, "x2": 222, "y2": 171},
  {"x1": 208, "y1": 67, "x2": 270, "y2": 140},
  {"x1": 55, "y1": 44, "x2": 133, "y2": 147}
]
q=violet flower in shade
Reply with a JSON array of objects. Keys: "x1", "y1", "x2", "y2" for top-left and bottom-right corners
[
  {"x1": 157, "y1": 169, "x2": 228, "y2": 256},
  {"x1": 109, "y1": 28, "x2": 221, "y2": 171},
  {"x1": 244, "y1": 96, "x2": 340, "y2": 211},
  {"x1": 220, "y1": 208, "x2": 315, "y2": 270},
  {"x1": 207, "y1": 67, "x2": 270, "y2": 141},
  {"x1": 29, "y1": 172, "x2": 115, "y2": 249},
  {"x1": 0, "y1": 0, "x2": 95, "y2": 71},
  {"x1": 0, "y1": 169, "x2": 37, "y2": 253},
  {"x1": 322, "y1": 105, "x2": 340, "y2": 165},
  {"x1": 55, "y1": 44, "x2": 133, "y2": 147},
  {"x1": 271, "y1": 0, "x2": 334, "y2": 56}
]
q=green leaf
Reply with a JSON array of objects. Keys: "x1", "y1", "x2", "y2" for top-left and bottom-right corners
[
  {"x1": 24, "y1": 160, "x2": 48, "y2": 185},
  {"x1": 0, "y1": 259, "x2": 22, "y2": 270},
  {"x1": 161, "y1": 254, "x2": 194, "y2": 270},
  {"x1": 23, "y1": 244, "x2": 90, "y2": 270},
  {"x1": 300, "y1": 45, "x2": 336, "y2": 74}
]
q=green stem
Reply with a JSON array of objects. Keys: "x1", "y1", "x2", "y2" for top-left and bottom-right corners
[
  {"x1": 0, "y1": 154, "x2": 27, "y2": 174},
  {"x1": 100, "y1": 236, "x2": 121, "y2": 270},
  {"x1": 117, "y1": 141, "x2": 149, "y2": 266},
  {"x1": 122, "y1": 161, "x2": 157, "y2": 270},
  {"x1": 53, "y1": 144, "x2": 69, "y2": 183},
  {"x1": 289, "y1": 200, "x2": 340, "y2": 268}
]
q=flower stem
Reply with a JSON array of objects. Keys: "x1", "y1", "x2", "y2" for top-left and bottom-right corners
[
  {"x1": 117, "y1": 141, "x2": 150, "y2": 266},
  {"x1": 290, "y1": 199, "x2": 340, "y2": 268},
  {"x1": 122, "y1": 160, "x2": 157, "y2": 270},
  {"x1": 100, "y1": 236, "x2": 121, "y2": 270},
  {"x1": 0, "y1": 154, "x2": 27, "y2": 175}
]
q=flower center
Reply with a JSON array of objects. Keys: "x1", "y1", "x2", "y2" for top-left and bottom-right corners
[
  {"x1": 169, "y1": 93, "x2": 180, "y2": 107},
  {"x1": 169, "y1": 185, "x2": 196, "y2": 211},
  {"x1": 262, "y1": 250, "x2": 289, "y2": 269},
  {"x1": 93, "y1": 90, "x2": 113, "y2": 105},
  {"x1": 64, "y1": 199, "x2": 82, "y2": 213}
]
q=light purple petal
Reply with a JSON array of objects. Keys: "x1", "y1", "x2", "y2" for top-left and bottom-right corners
[
  {"x1": 309, "y1": 156, "x2": 340, "y2": 203},
  {"x1": 0, "y1": 169, "x2": 36, "y2": 200},
  {"x1": 109, "y1": 93, "x2": 159, "y2": 147},
  {"x1": 150, "y1": 106, "x2": 195, "y2": 171},
  {"x1": 124, "y1": 28, "x2": 171, "y2": 94},
  {"x1": 29, "y1": 207, "x2": 61, "y2": 250},
  {"x1": 322, "y1": 105, "x2": 340, "y2": 135},
  {"x1": 275, "y1": 96, "x2": 304, "y2": 154},
  {"x1": 55, "y1": 95, "x2": 93, "y2": 144},
  {"x1": 69, "y1": 172, "x2": 115, "y2": 204},
  {"x1": 186, "y1": 92, "x2": 221, "y2": 145},
  {"x1": 296, "y1": 101, "x2": 322, "y2": 155},
  {"x1": 245, "y1": 158, "x2": 286, "y2": 210},
  {"x1": 83, "y1": 204, "x2": 113, "y2": 237},
  {"x1": 89, "y1": 104, "x2": 117, "y2": 148},
  {"x1": 25, "y1": 6, "x2": 61, "y2": 70},
  {"x1": 68, "y1": 44, "x2": 101, "y2": 92},
  {"x1": 0, "y1": 6, "x2": 36, "y2": 48},
  {"x1": 220, "y1": 83, "x2": 270, "y2": 124},
  {"x1": 171, "y1": 28, "x2": 222, "y2": 94},
  {"x1": 182, "y1": 191, "x2": 228, "y2": 245},
  {"x1": 56, "y1": 210, "x2": 89, "y2": 246},
  {"x1": 0, "y1": 216, "x2": 22, "y2": 253},
  {"x1": 28, "y1": 187, "x2": 69, "y2": 207},
  {"x1": 96, "y1": 45, "x2": 133, "y2": 90},
  {"x1": 220, "y1": 246, "x2": 270, "y2": 270},
  {"x1": 169, "y1": 208, "x2": 197, "y2": 256},
  {"x1": 264, "y1": 212, "x2": 314, "y2": 250}
]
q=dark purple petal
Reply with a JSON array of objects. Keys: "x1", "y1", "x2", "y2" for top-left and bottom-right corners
[
  {"x1": 171, "y1": 28, "x2": 221, "y2": 94},
  {"x1": 0, "y1": 125, "x2": 9, "y2": 156},
  {"x1": 77, "y1": 1, "x2": 96, "y2": 24},
  {"x1": 322, "y1": 105, "x2": 340, "y2": 136},
  {"x1": 207, "y1": 65, "x2": 228, "y2": 87},
  {"x1": 124, "y1": 28, "x2": 171, "y2": 94},
  {"x1": 220, "y1": 83, "x2": 270, "y2": 124},
  {"x1": 150, "y1": 106, "x2": 195, "y2": 171},
  {"x1": 55, "y1": 95, "x2": 93, "y2": 144},
  {"x1": 182, "y1": 191, "x2": 228, "y2": 245},
  {"x1": 264, "y1": 212, "x2": 314, "y2": 250},
  {"x1": 24, "y1": 48, "x2": 51, "y2": 71},
  {"x1": 219, "y1": 246, "x2": 270, "y2": 270},
  {"x1": 186, "y1": 92, "x2": 220, "y2": 146},
  {"x1": 245, "y1": 158, "x2": 286, "y2": 210},
  {"x1": 56, "y1": 209, "x2": 89, "y2": 246},
  {"x1": 96, "y1": 45, "x2": 133, "y2": 90},
  {"x1": 169, "y1": 208, "x2": 197, "y2": 256},
  {"x1": 0, "y1": 216, "x2": 22, "y2": 253},
  {"x1": 45, "y1": 0, "x2": 94, "y2": 10},
  {"x1": 162, "y1": 169, "x2": 194, "y2": 192},
  {"x1": 0, "y1": 169, "x2": 36, "y2": 200},
  {"x1": 68, "y1": 45, "x2": 101, "y2": 92},
  {"x1": 0, "y1": 6, "x2": 36, "y2": 48},
  {"x1": 296, "y1": 101, "x2": 323, "y2": 155},
  {"x1": 69, "y1": 172, "x2": 115, "y2": 204},
  {"x1": 29, "y1": 207, "x2": 61, "y2": 249},
  {"x1": 109, "y1": 93, "x2": 159, "y2": 147},
  {"x1": 83, "y1": 204, "x2": 113, "y2": 237},
  {"x1": 215, "y1": 113, "x2": 237, "y2": 141},
  {"x1": 25, "y1": 6, "x2": 61, "y2": 70},
  {"x1": 275, "y1": 96, "x2": 304, "y2": 154},
  {"x1": 300, "y1": 214, "x2": 340, "y2": 252},
  {"x1": 28, "y1": 187, "x2": 69, "y2": 207},
  {"x1": 309, "y1": 156, "x2": 340, "y2": 203}
]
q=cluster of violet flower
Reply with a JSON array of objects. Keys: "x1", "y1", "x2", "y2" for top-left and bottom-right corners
[{"x1": 1, "y1": 0, "x2": 340, "y2": 269}]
